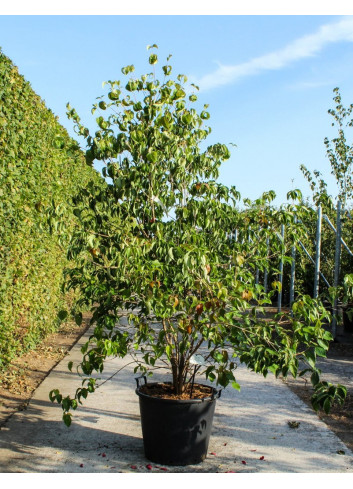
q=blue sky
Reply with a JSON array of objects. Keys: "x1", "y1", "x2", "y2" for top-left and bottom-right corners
[{"x1": 1, "y1": 5, "x2": 353, "y2": 205}]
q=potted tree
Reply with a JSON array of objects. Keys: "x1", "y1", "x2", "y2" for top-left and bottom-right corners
[{"x1": 50, "y1": 47, "x2": 346, "y2": 465}]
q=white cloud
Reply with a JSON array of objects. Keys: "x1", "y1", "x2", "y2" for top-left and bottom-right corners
[
  {"x1": 192, "y1": 16, "x2": 353, "y2": 91},
  {"x1": 288, "y1": 80, "x2": 335, "y2": 91}
]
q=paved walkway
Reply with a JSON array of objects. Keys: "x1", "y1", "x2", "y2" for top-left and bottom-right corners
[{"x1": 0, "y1": 327, "x2": 353, "y2": 473}]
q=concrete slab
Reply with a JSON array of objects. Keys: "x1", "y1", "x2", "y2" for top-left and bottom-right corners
[{"x1": 0, "y1": 327, "x2": 352, "y2": 473}]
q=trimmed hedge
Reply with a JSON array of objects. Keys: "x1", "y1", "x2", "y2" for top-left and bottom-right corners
[{"x1": 0, "y1": 49, "x2": 100, "y2": 368}]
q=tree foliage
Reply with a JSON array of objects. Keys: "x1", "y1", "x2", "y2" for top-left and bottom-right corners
[
  {"x1": 301, "y1": 87, "x2": 353, "y2": 209},
  {"x1": 49, "y1": 49, "x2": 346, "y2": 424}
]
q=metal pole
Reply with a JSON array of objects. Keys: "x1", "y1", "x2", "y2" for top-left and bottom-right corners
[
  {"x1": 323, "y1": 214, "x2": 353, "y2": 257},
  {"x1": 264, "y1": 237, "x2": 269, "y2": 293},
  {"x1": 289, "y1": 218, "x2": 296, "y2": 308},
  {"x1": 313, "y1": 205, "x2": 322, "y2": 298},
  {"x1": 255, "y1": 267, "x2": 259, "y2": 285},
  {"x1": 298, "y1": 240, "x2": 330, "y2": 287},
  {"x1": 278, "y1": 224, "x2": 285, "y2": 313},
  {"x1": 332, "y1": 201, "x2": 342, "y2": 338}
]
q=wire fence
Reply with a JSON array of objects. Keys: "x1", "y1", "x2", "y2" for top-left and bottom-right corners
[{"x1": 231, "y1": 201, "x2": 353, "y2": 339}]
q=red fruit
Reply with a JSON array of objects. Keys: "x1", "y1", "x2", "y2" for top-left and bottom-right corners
[
  {"x1": 259, "y1": 456, "x2": 265, "y2": 460},
  {"x1": 210, "y1": 452, "x2": 216, "y2": 456},
  {"x1": 146, "y1": 464, "x2": 153, "y2": 470},
  {"x1": 196, "y1": 303, "x2": 203, "y2": 315},
  {"x1": 241, "y1": 460, "x2": 246, "y2": 465},
  {"x1": 102, "y1": 453, "x2": 106, "y2": 457},
  {"x1": 80, "y1": 464, "x2": 84, "y2": 468},
  {"x1": 131, "y1": 465, "x2": 137, "y2": 469},
  {"x1": 159, "y1": 467, "x2": 168, "y2": 471}
]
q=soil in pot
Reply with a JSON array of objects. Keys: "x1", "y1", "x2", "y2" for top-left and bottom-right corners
[{"x1": 136, "y1": 382, "x2": 220, "y2": 466}]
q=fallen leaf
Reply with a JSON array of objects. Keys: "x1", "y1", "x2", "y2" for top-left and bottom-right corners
[
  {"x1": 337, "y1": 450, "x2": 345, "y2": 455},
  {"x1": 223, "y1": 443, "x2": 227, "y2": 446},
  {"x1": 146, "y1": 464, "x2": 153, "y2": 470},
  {"x1": 288, "y1": 421, "x2": 300, "y2": 429},
  {"x1": 250, "y1": 449, "x2": 257, "y2": 452},
  {"x1": 159, "y1": 467, "x2": 168, "y2": 471},
  {"x1": 259, "y1": 456, "x2": 265, "y2": 460},
  {"x1": 241, "y1": 461, "x2": 247, "y2": 465}
]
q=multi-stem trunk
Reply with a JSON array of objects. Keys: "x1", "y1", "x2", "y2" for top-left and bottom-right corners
[{"x1": 171, "y1": 354, "x2": 187, "y2": 395}]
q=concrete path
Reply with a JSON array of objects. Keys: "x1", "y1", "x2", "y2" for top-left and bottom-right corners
[{"x1": 0, "y1": 327, "x2": 353, "y2": 473}]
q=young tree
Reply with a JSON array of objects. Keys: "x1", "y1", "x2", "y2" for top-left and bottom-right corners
[
  {"x1": 50, "y1": 48, "x2": 346, "y2": 426},
  {"x1": 301, "y1": 87, "x2": 353, "y2": 210}
]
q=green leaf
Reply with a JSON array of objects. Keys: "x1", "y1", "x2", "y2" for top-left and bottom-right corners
[
  {"x1": 315, "y1": 346, "x2": 327, "y2": 358},
  {"x1": 231, "y1": 381, "x2": 241, "y2": 391},
  {"x1": 165, "y1": 344, "x2": 172, "y2": 358},
  {"x1": 75, "y1": 312, "x2": 83, "y2": 326},
  {"x1": 49, "y1": 389, "x2": 59, "y2": 403},
  {"x1": 149, "y1": 54, "x2": 158, "y2": 65},
  {"x1": 310, "y1": 370, "x2": 320, "y2": 386},
  {"x1": 323, "y1": 397, "x2": 332, "y2": 414},
  {"x1": 58, "y1": 310, "x2": 68, "y2": 321},
  {"x1": 147, "y1": 151, "x2": 158, "y2": 163},
  {"x1": 63, "y1": 413, "x2": 72, "y2": 427},
  {"x1": 121, "y1": 65, "x2": 135, "y2": 75}
]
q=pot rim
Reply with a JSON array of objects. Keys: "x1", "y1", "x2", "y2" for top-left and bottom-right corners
[{"x1": 135, "y1": 381, "x2": 221, "y2": 404}]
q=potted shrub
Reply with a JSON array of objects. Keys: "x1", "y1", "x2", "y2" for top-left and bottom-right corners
[{"x1": 50, "y1": 47, "x2": 347, "y2": 465}]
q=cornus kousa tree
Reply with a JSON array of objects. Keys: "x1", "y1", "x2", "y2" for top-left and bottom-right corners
[{"x1": 50, "y1": 47, "x2": 346, "y2": 426}]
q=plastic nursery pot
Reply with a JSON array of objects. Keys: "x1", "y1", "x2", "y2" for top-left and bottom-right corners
[{"x1": 135, "y1": 377, "x2": 221, "y2": 466}]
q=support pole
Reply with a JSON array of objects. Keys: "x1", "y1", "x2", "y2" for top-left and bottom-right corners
[
  {"x1": 313, "y1": 205, "x2": 322, "y2": 299},
  {"x1": 323, "y1": 214, "x2": 353, "y2": 257},
  {"x1": 278, "y1": 224, "x2": 285, "y2": 313},
  {"x1": 264, "y1": 237, "x2": 269, "y2": 293},
  {"x1": 289, "y1": 218, "x2": 296, "y2": 309},
  {"x1": 332, "y1": 201, "x2": 342, "y2": 339},
  {"x1": 298, "y1": 240, "x2": 330, "y2": 287},
  {"x1": 255, "y1": 226, "x2": 261, "y2": 285}
]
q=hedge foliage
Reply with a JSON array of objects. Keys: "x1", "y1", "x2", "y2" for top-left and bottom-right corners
[{"x1": 0, "y1": 49, "x2": 100, "y2": 368}]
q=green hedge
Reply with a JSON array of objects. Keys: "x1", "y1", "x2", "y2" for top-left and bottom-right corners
[{"x1": 0, "y1": 49, "x2": 100, "y2": 368}]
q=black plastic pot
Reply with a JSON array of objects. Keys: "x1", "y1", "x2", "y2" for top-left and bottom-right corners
[{"x1": 135, "y1": 377, "x2": 221, "y2": 466}]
